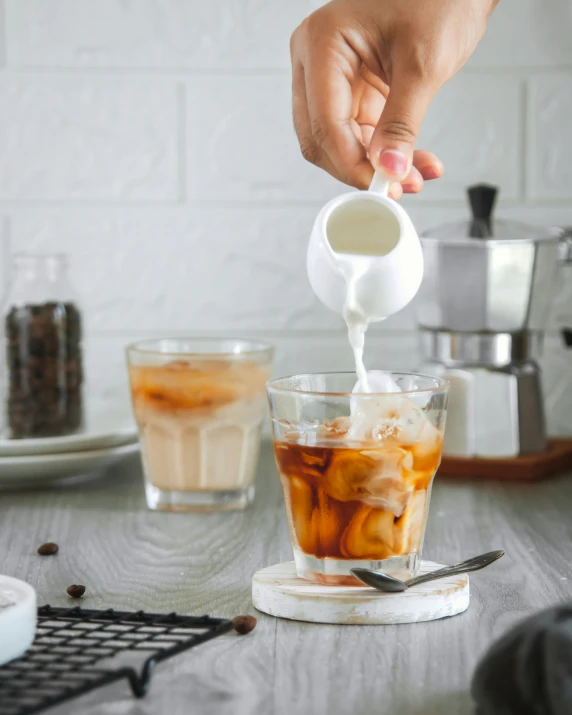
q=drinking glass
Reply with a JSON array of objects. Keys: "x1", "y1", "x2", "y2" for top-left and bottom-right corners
[
  {"x1": 267, "y1": 372, "x2": 449, "y2": 585},
  {"x1": 127, "y1": 338, "x2": 273, "y2": 512}
]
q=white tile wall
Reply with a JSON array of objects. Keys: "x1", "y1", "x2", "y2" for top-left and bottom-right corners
[
  {"x1": 416, "y1": 73, "x2": 522, "y2": 201},
  {"x1": 1, "y1": 0, "x2": 572, "y2": 435},
  {"x1": 0, "y1": 2, "x2": 5, "y2": 68},
  {"x1": 9, "y1": 207, "x2": 343, "y2": 332},
  {"x1": 9, "y1": 0, "x2": 572, "y2": 71},
  {"x1": 5, "y1": 0, "x2": 322, "y2": 70},
  {"x1": 0, "y1": 77, "x2": 179, "y2": 201},
  {"x1": 528, "y1": 74, "x2": 572, "y2": 201},
  {"x1": 468, "y1": 0, "x2": 572, "y2": 69},
  {"x1": 188, "y1": 76, "x2": 344, "y2": 202}
]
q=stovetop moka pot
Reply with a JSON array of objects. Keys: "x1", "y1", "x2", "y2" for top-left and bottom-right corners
[{"x1": 416, "y1": 184, "x2": 572, "y2": 458}]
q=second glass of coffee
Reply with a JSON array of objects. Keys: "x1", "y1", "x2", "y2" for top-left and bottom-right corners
[{"x1": 127, "y1": 338, "x2": 273, "y2": 512}]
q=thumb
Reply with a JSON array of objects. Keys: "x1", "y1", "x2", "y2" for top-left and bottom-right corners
[{"x1": 370, "y1": 72, "x2": 437, "y2": 181}]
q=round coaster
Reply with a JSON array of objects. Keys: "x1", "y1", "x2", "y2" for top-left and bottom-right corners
[
  {"x1": 0, "y1": 575, "x2": 37, "y2": 665},
  {"x1": 252, "y1": 560, "x2": 469, "y2": 625}
]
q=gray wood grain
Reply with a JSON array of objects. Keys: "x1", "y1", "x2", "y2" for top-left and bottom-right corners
[{"x1": 2, "y1": 443, "x2": 572, "y2": 715}]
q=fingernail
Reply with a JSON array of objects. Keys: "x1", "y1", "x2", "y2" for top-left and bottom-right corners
[
  {"x1": 379, "y1": 149, "x2": 408, "y2": 176},
  {"x1": 421, "y1": 167, "x2": 440, "y2": 180}
]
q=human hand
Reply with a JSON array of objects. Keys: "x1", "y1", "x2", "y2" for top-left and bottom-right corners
[{"x1": 291, "y1": 0, "x2": 498, "y2": 198}]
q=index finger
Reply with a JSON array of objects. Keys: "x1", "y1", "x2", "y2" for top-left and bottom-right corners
[{"x1": 303, "y1": 39, "x2": 374, "y2": 189}]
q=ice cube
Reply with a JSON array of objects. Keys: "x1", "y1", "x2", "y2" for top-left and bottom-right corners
[
  {"x1": 348, "y1": 370, "x2": 434, "y2": 443},
  {"x1": 361, "y1": 449, "x2": 413, "y2": 515},
  {"x1": 349, "y1": 371, "x2": 400, "y2": 439},
  {"x1": 393, "y1": 490, "x2": 427, "y2": 554},
  {"x1": 352, "y1": 370, "x2": 402, "y2": 395},
  {"x1": 316, "y1": 416, "x2": 351, "y2": 442},
  {"x1": 323, "y1": 447, "x2": 412, "y2": 516},
  {"x1": 283, "y1": 421, "x2": 321, "y2": 447},
  {"x1": 349, "y1": 392, "x2": 428, "y2": 444},
  {"x1": 322, "y1": 449, "x2": 378, "y2": 502},
  {"x1": 347, "y1": 400, "x2": 382, "y2": 441},
  {"x1": 381, "y1": 398, "x2": 427, "y2": 445},
  {"x1": 340, "y1": 505, "x2": 395, "y2": 559},
  {"x1": 396, "y1": 375, "x2": 433, "y2": 410},
  {"x1": 412, "y1": 420, "x2": 443, "y2": 471}
]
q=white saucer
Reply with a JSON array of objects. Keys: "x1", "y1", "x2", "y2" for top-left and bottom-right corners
[
  {"x1": 0, "y1": 442, "x2": 139, "y2": 487},
  {"x1": 252, "y1": 561, "x2": 470, "y2": 625},
  {"x1": 0, "y1": 405, "x2": 137, "y2": 457}
]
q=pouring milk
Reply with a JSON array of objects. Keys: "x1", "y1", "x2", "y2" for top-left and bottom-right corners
[{"x1": 307, "y1": 172, "x2": 424, "y2": 392}]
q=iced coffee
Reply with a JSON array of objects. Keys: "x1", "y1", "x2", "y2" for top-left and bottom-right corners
[
  {"x1": 127, "y1": 339, "x2": 273, "y2": 512},
  {"x1": 268, "y1": 372, "x2": 448, "y2": 584}
]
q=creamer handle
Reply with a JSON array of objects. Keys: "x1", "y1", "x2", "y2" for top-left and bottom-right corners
[{"x1": 369, "y1": 171, "x2": 390, "y2": 197}]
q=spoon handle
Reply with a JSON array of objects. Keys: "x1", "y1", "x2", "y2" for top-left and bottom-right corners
[{"x1": 405, "y1": 550, "x2": 504, "y2": 588}]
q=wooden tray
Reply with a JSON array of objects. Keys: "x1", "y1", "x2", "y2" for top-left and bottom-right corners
[{"x1": 438, "y1": 439, "x2": 572, "y2": 481}]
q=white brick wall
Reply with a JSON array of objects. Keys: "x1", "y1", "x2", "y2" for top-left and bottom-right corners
[
  {"x1": 528, "y1": 73, "x2": 572, "y2": 201},
  {"x1": 467, "y1": 0, "x2": 572, "y2": 68},
  {"x1": 0, "y1": 78, "x2": 179, "y2": 200},
  {"x1": 416, "y1": 74, "x2": 523, "y2": 201},
  {"x1": 0, "y1": 2, "x2": 5, "y2": 68},
  {"x1": 188, "y1": 76, "x2": 344, "y2": 202},
  {"x1": 5, "y1": 0, "x2": 321, "y2": 69},
  {"x1": 1, "y1": 0, "x2": 572, "y2": 434}
]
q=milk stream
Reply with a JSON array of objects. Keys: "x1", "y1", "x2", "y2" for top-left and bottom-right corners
[
  {"x1": 327, "y1": 204, "x2": 401, "y2": 394},
  {"x1": 340, "y1": 260, "x2": 371, "y2": 391},
  {"x1": 339, "y1": 260, "x2": 406, "y2": 440}
]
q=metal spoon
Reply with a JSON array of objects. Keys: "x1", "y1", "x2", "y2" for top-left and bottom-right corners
[{"x1": 351, "y1": 550, "x2": 504, "y2": 593}]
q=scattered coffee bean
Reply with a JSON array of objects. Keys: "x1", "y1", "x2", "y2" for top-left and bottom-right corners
[
  {"x1": 233, "y1": 615, "x2": 257, "y2": 635},
  {"x1": 66, "y1": 585, "x2": 85, "y2": 598},
  {"x1": 37, "y1": 542, "x2": 59, "y2": 556}
]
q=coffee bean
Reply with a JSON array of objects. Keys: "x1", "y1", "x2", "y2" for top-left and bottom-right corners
[
  {"x1": 66, "y1": 585, "x2": 85, "y2": 598},
  {"x1": 37, "y1": 542, "x2": 59, "y2": 556},
  {"x1": 232, "y1": 615, "x2": 257, "y2": 635}
]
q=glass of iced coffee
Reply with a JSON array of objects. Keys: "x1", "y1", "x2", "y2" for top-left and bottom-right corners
[
  {"x1": 267, "y1": 372, "x2": 448, "y2": 585},
  {"x1": 127, "y1": 338, "x2": 273, "y2": 512}
]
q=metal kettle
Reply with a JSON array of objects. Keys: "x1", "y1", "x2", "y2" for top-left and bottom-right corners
[
  {"x1": 417, "y1": 184, "x2": 569, "y2": 334},
  {"x1": 416, "y1": 184, "x2": 572, "y2": 458}
]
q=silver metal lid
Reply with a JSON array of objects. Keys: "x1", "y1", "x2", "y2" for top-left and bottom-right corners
[{"x1": 421, "y1": 184, "x2": 562, "y2": 245}]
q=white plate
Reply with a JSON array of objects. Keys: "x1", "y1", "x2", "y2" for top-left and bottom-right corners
[
  {"x1": 0, "y1": 405, "x2": 137, "y2": 457},
  {"x1": 0, "y1": 442, "x2": 140, "y2": 487}
]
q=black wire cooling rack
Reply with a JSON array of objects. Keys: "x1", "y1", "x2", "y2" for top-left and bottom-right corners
[{"x1": 0, "y1": 605, "x2": 236, "y2": 715}]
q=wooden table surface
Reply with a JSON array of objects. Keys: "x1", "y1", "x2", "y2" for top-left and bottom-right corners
[{"x1": 2, "y1": 442, "x2": 572, "y2": 715}]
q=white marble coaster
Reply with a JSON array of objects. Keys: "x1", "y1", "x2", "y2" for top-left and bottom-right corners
[
  {"x1": 252, "y1": 560, "x2": 469, "y2": 625},
  {"x1": 0, "y1": 575, "x2": 37, "y2": 665}
]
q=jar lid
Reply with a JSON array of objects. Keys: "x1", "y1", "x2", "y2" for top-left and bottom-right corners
[{"x1": 421, "y1": 184, "x2": 562, "y2": 244}]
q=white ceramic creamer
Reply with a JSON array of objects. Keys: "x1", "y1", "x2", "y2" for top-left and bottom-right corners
[{"x1": 307, "y1": 172, "x2": 424, "y2": 387}]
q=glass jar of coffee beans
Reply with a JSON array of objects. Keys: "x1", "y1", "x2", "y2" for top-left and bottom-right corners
[{"x1": 4, "y1": 254, "x2": 84, "y2": 439}]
